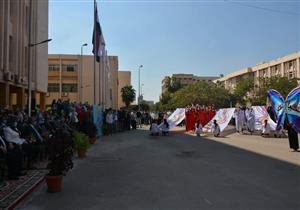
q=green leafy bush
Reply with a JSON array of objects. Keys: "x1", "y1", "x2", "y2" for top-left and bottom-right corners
[
  {"x1": 102, "y1": 123, "x2": 109, "y2": 136},
  {"x1": 73, "y1": 131, "x2": 90, "y2": 150}
]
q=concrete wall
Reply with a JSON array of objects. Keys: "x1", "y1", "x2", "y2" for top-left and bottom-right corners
[
  {"x1": 0, "y1": 0, "x2": 49, "y2": 109},
  {"x1": 214, "y1": 51, "x2": 300, "y2": 90},
  {"x1": 118, "y1": 71, "x2": 131, "y2": 109},
  {"x1": 47, "y1": 54, "x2": 119, "y2": 109}
]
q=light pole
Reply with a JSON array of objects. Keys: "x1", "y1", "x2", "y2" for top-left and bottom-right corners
[
  {"x1": 138, "y1": 65, "x2": 143, "y2": 111},
  {"x1": 80, "y1": 43, "x2": 88, "y2": 102},
  {"x1": 141, "y1": 83, "x2": 144, "y2": 96},
  {"x1": 27, "y1": 39, "x2": 51, "y2": 117}
]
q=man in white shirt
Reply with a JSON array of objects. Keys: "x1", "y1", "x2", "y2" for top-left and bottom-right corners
[{"x1": 106, "y1": 110, "x2": 114, "y2": 135}]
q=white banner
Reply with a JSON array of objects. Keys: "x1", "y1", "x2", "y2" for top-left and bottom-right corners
[
  {"x1": 167, "y1": 108, "x2": 186, "y2": 129},
  {"x1": 203, "y1": 108, "x2": 235, "y2": 133},
  {"x1": 158, "y1": 108, "x2": 185, "y2": 130},
  {"x1": 252, "y1": 106, "x2": 277, "y2": 131}
]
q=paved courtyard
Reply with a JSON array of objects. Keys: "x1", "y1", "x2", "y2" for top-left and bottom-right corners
[{"x1": 20, "y1": 128, "x2": 300, "y2": 210}]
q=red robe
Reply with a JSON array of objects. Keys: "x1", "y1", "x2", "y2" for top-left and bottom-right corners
[{"x1": 199, "y1": 111, "x2": 206, "y2": 126}]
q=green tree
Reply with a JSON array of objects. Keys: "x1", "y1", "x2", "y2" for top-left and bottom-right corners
[
  {"x1": 233, "y1": 77, "x2": 254, "y2": 102},
  {"x1": 139, "y1": 101, "x2": 150, "y2": 111},
  {"x1": 164, "y1": 76, "x2": 182, "y2": 93},
  {"x1": 160, "y1": 92, "x2": 172, "y2": 105},
  {"x1": 121, "y1": 85, "x2": 136, "y2": 108},
  {"x1": 255, "y1": 76, "x2": 299, "y2": 104},
  {"x1": 167, "y1": 81, "x2": 231, "y2": 109}
]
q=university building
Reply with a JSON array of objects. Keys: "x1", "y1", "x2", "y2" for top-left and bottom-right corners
[
  {"x1": 161, "y1": 74, "x2": 219, "y2": 94},
  {"x1": 0, "y1": 0, "x2": 49, "y2": 109},
  {"x1": 117, "y1": 71, "x2": 131, "y2": 109},
  {"x1": 214, "y1": 51, "x2": 300, "y2": 91},
  {"x1": 47, "y1": 55, "x2": 131, "y2": 110}
]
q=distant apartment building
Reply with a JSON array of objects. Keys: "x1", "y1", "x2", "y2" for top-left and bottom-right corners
[
  {"x1": 214, "y1": 51, "x2": 300, "y2": 91},
  {"x1": 47, "y1": 54, "x2": 119, "y2": 110},
  {"x1": 117, "y1": 71, "x2": 131, "y2": 109},
  {"x1": 161, "y1": 74, "x2": 219, "y2": 94},
  {"x1": 0, "y1": 0, "x2": 49, "y2": 108}
]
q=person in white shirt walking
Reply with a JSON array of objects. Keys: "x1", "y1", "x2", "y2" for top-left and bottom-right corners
[{"x1": 106, "y1": 110, "x2": 114, "y2": 135}]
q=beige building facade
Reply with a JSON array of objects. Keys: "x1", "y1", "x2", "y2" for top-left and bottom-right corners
[
  {"x1": 162, "y1": 74, "x2": 219, "y2": 94},
  {"x1": 47, "y1": 54, "x2": 120, "y2": 110},
  {"x1": 214, "y1": 51, "x2": 300, "y2": 90},
  {"x1": 117, "y1": 71, "x2": 131, "y2": 109},
  {"x1": 0, "y1": 0, "x2": 49, "y2": 109}
]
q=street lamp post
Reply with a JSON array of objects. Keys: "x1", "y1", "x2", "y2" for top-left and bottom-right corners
[
  {"x1": 27, "y1": 37, "x2": 52, "y2": 117},
  {"x1": 80, "y1": 43, "x2": 88, "y2": 102},
  {"x1": 141, "y1": 83, "x2": 144, "y2": 96},
  {"x1": 138, "y1": 65, "x2": 143, "y2": 111}
]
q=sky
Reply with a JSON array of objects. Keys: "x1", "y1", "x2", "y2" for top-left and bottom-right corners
[{"x1": 48, "y1": 0, "x2": 300, "y2": 102}]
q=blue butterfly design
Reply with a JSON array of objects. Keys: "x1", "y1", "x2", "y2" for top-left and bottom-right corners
[{"x1": 267, "y1": 86, "x2": 300, "y2": 133}]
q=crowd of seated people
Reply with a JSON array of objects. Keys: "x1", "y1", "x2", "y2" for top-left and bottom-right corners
[
  {"x1": 0, "y1": 100, "x2": 156, "y2": 181},
  {"x1": 0, "y1": 100, "x2": 94, "y2": 181}
]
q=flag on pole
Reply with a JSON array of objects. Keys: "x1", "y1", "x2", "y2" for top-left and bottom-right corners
[{"x1": 92, "y1": 0, "x2": 105, "y2": 62}]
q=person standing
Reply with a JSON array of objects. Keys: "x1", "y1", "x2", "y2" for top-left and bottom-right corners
[
  {"x1": 136, "y1": 111, "x2": 142, "y2": 128},
  {"x1": 161, "y1": 119, "x2": 169, "y2": 136},
  {"x1": 245, "y1": 107, "x2": 255, "y2": 134},
  {"x1": 212, "y1": 120, "x2": 220, "y2": 137},
  {"x1": 261, "y1": 119, "x2": 271, "y2": 137},
  {"x1": 234, "y1": 107, "x2": 246, "y2": 133},
  {"x1": 195, "y1": 122, "x2": 203, "y2": 137},
  {"x1": 106, "y1": 110, "x2": 114, "y2": 135},
  {"x1": 284, "y1": 116, "x2": 299, "y2": 152}
]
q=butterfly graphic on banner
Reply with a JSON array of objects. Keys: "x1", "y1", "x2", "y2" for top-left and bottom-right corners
[{"x1": 267, "y1": 86, "x2": 300, "y2": 133}]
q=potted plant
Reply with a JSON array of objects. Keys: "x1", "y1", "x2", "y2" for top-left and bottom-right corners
[
  {"x1": 73, "y1": 131, "x2": 90, "y2": 158},
  {"x1": 102, "y1": 123, "x2": 109, "y2": 136},
  {"x1": 46, "y1": 128, "x2": 74, "y2": 193}
]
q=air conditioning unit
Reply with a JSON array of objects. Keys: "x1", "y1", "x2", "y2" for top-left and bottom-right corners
[
  {"x1": 4, "y1": 72, "x2": 14, "y2": 81},
  {"x1": 18, "y1": 77, "x2": 25, "y2": 84},
  {"x1": 14, "y1": 74, "x2": 20, "y2": 84},
  {"x1": 21, "y1": 77, "x2": 28, "y2": 85}
]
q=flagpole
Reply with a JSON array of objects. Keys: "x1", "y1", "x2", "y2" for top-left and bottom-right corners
[
  {"x1": 99, "y1": 58, "x2": 101, "y2": 107},
  {"x1": 93, "y1": 0, "x2": 96, "y2": 105}
]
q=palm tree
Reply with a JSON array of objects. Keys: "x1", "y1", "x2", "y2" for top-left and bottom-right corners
[{"x1": 121, "y1": 85, "x2": 136, "y2": 108}]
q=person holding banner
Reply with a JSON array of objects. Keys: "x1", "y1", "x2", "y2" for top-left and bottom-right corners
[
  {"x1": 245, "y1": 107, "x2": 255, "y2": 134},
  {"x1": 284, "y1": 116, "x2": 299, "y2": 152},
  {"x1": 211, "y1": 120, "x2": 220, "y2": 137},
  {"x1": 161, "y1": 119, "x2": 170, "y2": 136},
  {"x1": 261, "y1": 119, "x2": 271, "y2": 137},
  {"x1": 195, "y1": 122, "x2": 203, "y2": 137},
  {"x1": 234, "y1": 107, "x2": 246, "y2": 133}
]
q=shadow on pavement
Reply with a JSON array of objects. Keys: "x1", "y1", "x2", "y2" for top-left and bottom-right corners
[{"x1": 20, "y1": 128, "x2": 300, "y2": 210}]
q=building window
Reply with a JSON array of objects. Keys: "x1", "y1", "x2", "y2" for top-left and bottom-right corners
[
  {"x1": 259, "y1": 68, "x2": 268, "y2": 78},
  {"x1": 62, "y1": 64, "x2": 77, "y2": 72},
  {"x1": 284, "y1": 60, "x2": 296, "y2": 79},
  {"x1": 62, "y1": 84, "x2": 78, "y2": 92},
  {"x1": 271, "y1": 64, "x2": 281, "y2": 76},
  {"x1": 48, "y1": 83, "x2": 59, "y2": 92},
  {"x1": 110, "y1": 89, "x2": 112, "y2": 100},
  {"x1": 48, "y1": 64, "x2": 60, "y2": 71}
]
